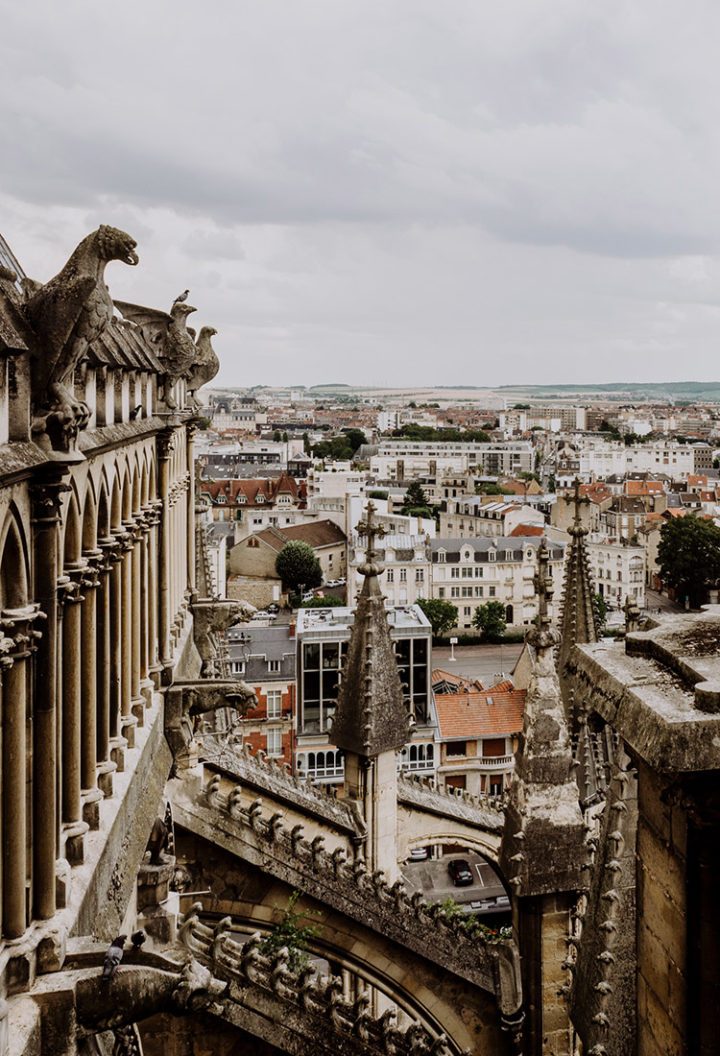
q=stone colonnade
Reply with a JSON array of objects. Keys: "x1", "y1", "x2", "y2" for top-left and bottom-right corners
[{"x1": 0, "y1": 421, "x2": 195, "y2": 941}]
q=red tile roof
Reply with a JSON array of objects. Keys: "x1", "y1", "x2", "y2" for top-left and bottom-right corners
[
  {"x1": 508, "y1": 524, "x2": 544, "y2": 537},
  {"x1": 435, "y1": 688, "x2": 525, "y2": 739}
]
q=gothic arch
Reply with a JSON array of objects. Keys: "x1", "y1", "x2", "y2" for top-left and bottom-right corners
[
  {"x1": 110, "y1": 476, "x2": 122, "y2": 530},
  {"x1": 0, "y1": 511, "x2": 29, "y2": 609},
  {"x1": 63, "y1": 492, "x2": 82, "y2": 568},
  {"x1": 121, "y1": 467, "x2": 132, "y2": 523},
  {"x1": 81, "y1": 482, "x2": 98, "y2": 553}
]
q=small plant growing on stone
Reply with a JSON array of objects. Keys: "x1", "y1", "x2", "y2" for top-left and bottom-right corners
[{"x1": 259, "y1": 890, "x2": 320, "y2": 972}]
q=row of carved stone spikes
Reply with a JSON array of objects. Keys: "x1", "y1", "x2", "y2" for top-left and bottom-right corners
[
  {"x1": 177, "y1": 908, "x2": 454, "y2": 1056},
  {"x1": 205, "y1": 737, "x2": 506, "y2": 815},
  {"x1": 201, "y1": 773, "x2": 500, "y2": 949},
  {"x1": 398, "y1": 771, "x2": 507, "y2": 813}
]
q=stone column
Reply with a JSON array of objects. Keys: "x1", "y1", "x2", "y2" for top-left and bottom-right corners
[
  {"x1": 60, "y1": 565, "x2": 89, "y2": 865},
  {"x1": 80, "y1": 553, "x2": 102, "y2": 829},
  {"x1": 130, "y1": 518, "x2": 144, "y2": 724},
  {"x1": 30, "y1": 475, "x2": 65, "y2": 922},
  {"x1": 95, "y1": 539, "x2": 117, "y2": 797},
  {"x1": 1, "y1": 608, "x2": 39, "y2": 939},
  {"x1": 108, "y1": 533, "x2": 127, "y2": 770},
  {"x1": 120, "y1": 524, "x2": 137, "y2": 748},
  {"x1": 147, "y1": 502, "x2": 161, "y2": 681},
  {"x1": 139, "y1": 508, "x2": 152, "y2": 701},
  {"x1": 186, "y1": 426, "x2": 197, "y2": 600},
  {"x1": 157, "y1": 431, "x2": 174, "y2": 670}
]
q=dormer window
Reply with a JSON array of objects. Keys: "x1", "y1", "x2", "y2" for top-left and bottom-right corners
[
  {"x1": 437, "y1": 550, "x2": 446, "y2": 563},
  {"x1": 216, "y1": 495, "x2": 227, "y2": 504},
  {"x1": 256, "y1": 494, "x2": 265, "y2": 503},
  {"x1": 488, "y1": 550, "x2": 496, "y2": 562},
  {"x1": 237, "y1": 493, "x2": 247, "y2": 504}
]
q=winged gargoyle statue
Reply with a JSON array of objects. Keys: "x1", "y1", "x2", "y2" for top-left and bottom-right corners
[
  {"x1": 0, "y1": 224, "x2": 139, "y2": 453},
  {"x1": 115, "y1": 297, "x2": 198, "y2": 409},
  {"x1": 187, "y1": 325, "x2": 220, "y2": 410}
]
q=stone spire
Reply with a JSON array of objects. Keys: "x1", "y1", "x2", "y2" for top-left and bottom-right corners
[
  {"x1": 499, "y1": 539, "x2": 587, "y2": 897},
  {"x1": 330, "y1": 502, "x2": 411, "y2": 758},
  {"x1": 558, "y1": 480, "x2": 610, "y2": 804},
  {"x1": 558, "y1": 479, "x2": 598, "y2": 676}
]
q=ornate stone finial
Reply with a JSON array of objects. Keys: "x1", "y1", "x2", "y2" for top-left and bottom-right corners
[
  {"x1": 528, "y1": 539, "x2": 560, "y2": 656},
  {"x1": 569, "y1": 477, "x2": 590, "y2": 537},
  {"x1": 356, "y1": 501, "x2": 387, "y2": 577}
]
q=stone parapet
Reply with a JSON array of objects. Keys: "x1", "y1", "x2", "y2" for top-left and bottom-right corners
[
  {"x1": 178, "y1": 909, "x2": 454, "y2": 1056},
  {"x1": 570, "y1": 606, "x2": 720, "y2": 773}
]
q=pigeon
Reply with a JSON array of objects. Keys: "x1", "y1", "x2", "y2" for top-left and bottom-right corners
[
  {"x1": 129, "y1": 404, "x2": 143, "y2": 420},
  {"x1": 130, "y1": 929, "x2": 146, "y2": 951},
  {"x1": 173, "y1": 289, "x2": 190, "y2": 304},
  {"x1": 102, "y1": 934, "x2": 127, "y2": 981}
]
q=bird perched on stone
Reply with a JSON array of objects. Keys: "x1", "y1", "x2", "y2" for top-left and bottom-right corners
[
  {"x1": 173, "y1": 289, "x2": 190, "y2": 304},
  {"x1": 130, "y1": 930, "x2": 146, "y2": 951},
  {"x1": 102, "y1": 934, "x2": 127, "y2": 980},
  {"x1": 129, "y1": 404, "x2": 143, "y2": 420}
]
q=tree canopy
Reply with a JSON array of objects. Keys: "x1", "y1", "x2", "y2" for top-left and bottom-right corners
[
  {"x1": 472, "y1": 600, "x2": 507, "y2": 642},
  {"x1": 390, "y1": 424, "x2": 489, "y2": 443},
  {"x1": 311, "y1": 427, "x2": 367, "y2": 462},
  {"x1": 658, "y1": 515, "x2": 720, "y2": 608},
  {"x1": 417, "y1": 598, "x2": 458, "y2": 637},
  {"x1": 275, "y1": 541, "x2": 323, "y2": 594}
]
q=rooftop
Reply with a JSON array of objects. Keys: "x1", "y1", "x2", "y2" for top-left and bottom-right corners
[{"x1": 435, "y1": 687, "x2": 525, "y2": 740}]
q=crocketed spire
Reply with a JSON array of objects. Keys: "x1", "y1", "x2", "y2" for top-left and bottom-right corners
[
  {"x1": 329, "y1": 502, "x2": 411, "y2": 758},
  {"x1": 558, "y1": 478, "x2": 598, "y2": 675},
  {"x1": 558, "y1": 480, "x2": 610, "y2": 805},
  {"x1": 499, "y1": 539, "x2": 587, "y2": 897}
]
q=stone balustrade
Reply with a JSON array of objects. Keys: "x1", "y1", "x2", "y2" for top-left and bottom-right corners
[{"x1": 178, "y1": 907, "x2": 454, "y2": 1056}]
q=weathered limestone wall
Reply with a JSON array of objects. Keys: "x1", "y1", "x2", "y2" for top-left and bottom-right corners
[
  {"x1": 636, "y1": 760, "x2": 687, "y2": 1056},
  {"x1": 142, "y1": 1011, "x2": 282, "y2": 1056}
]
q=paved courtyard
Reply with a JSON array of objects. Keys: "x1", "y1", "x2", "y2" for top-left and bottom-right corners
[{"x1": 402, "y1": 852, "x2": 509, "y2": 915}]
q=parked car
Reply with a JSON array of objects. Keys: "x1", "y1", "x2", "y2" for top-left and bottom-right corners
[
  {"x1": 266, "y1": 603, "x2": 280, "y2": 614},
  {"x1": 408, "y1": 846, "x2": 430, "y2": 862},
  {"x1": 447, "y1": 859, "x2": 474, "y2": 887}
]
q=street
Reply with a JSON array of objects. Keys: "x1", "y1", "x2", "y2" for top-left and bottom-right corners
[
  {"x1": 402, "y1": 853, "x2": 510, "y2": 916},
  {"x1": 431, "y1": 642, "x2": 524, "y2": 684}
]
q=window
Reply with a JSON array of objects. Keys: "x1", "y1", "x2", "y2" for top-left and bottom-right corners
[
  {"x1": 463, "y1": 606, "x2": 471, "y2": 616},
  {"x1": 266, "y1": 690, "x2": 282, "y2": 718},
  {"x1": 489, "y1": 586, "x2": 496, "y2": 597},
  {"x1": 268, "y1": 659, "x2": 280, "y2": 674},
  {"x1": 230, "y1": 660, "x2": 245, "y2": 675},
  {"x1": 386, "y1": 569, "x2": 394, "y2": 583},
  {"x1": 438, "y1": 587, "x2": 445, "y2": 598},
  {"x1": 505, "y1": 550, "x2": 513, "y2": 561},
  {"x1": 266, "y1": 728, "x2": 282, "y2": 756},
  {"x1": 415, "y1": 569, "x2": 424, "y2": 582},
  {"x1": 446, "y1": 740, "x2": 467, "y2": 758},
  {"x1": 451, "y1": 586, "x2": 460, "y2": 598},
  {"x1": 461, "y1": 586, "x2": 473, "y2": 597},
  {"x1": 462, "y1": 567, "x2": 473, "y2": 578},
  {"x1": 488, "y1": 551, "x2": 496, "y2": 562},
  {"x1": 399, "y1": 569, "x2": 407, "y2": 583},
  {"x1": 438, "y1": 550, "x2": 446, "y2": 563},
  {"x1": 474, "y1": 567, "x2": 483, "y2": 578},
  {"x1": 451, "y1": 567, "x2": 460, "y2": 579},
  {"x1": 301, "y1": 640, "x2": 344, "y2": 734},
  {"x1": 475, "y1": 586, "x2": 484, "y2": 597}
]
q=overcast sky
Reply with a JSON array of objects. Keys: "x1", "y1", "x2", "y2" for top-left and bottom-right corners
[{"x1": 2, "y1": 1, "x2": 720, "y2": 390}]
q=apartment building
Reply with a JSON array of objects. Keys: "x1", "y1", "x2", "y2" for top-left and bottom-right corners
[
  {"x1": 225, "y1": 624, "x2": 296, "y2": 765},
  {"x1": 587, "y1": 538, "x2": 646, "y2": 609},
  {"x1": 370, "y1": 439, "x2": 533, "y2": 479},
  {"x1": 348, "y1": 534, "x2": 431, "y2": 607},
  {"x1": 430, "y1": 536, "x2": 565, "y2": 629},
  {"x1": 440, "y1": 498, "x2": 546, "y2": 538},
  {"x1": 294, "y1": 604, "x2": 435, "y2": 783}
]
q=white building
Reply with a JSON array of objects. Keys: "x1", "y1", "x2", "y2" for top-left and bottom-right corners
[
  {"x1": 440, "y1": 498, "x2": 546, "y2": 538},
  {"x1": 430, "y1": 536, "x2": 565, "y2": 629},
  {"x1": 348, "y1": 534, "x2": 431, "y2": 608},
  {"x1": 370, "y1": 440, "x2": 533, "y2": 480},
  {"x1": 587, "y1": 538, "x2": 646, "y2": 610},
  {"x1": 576, "y1": 438, "x2": 712, "y2": 480}
]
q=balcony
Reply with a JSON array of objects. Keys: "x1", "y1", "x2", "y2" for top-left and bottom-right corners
[{"x1": 476, "y1": 755, "x2": 514, "y2": 771}]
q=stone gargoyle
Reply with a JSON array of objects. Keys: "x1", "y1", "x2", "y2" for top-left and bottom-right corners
[
  {"x1": 0, "y1": 225, "x2": 139, "y2": 453},
  {"x1": 187, "y1": 325, "x2": 220, "y2": 410},
  {"x1": 191, "y1": 598, "x2": 256, "y2": 675},
  {"x1": 75, "y1": 958, "x2": 228, "y2": 1036},
  {"x1": 165, "y1": 679, "x2": 258, "y2": 768},
  {"x1": 115, "y1": 297, "x2": 198, "y2": 410}
]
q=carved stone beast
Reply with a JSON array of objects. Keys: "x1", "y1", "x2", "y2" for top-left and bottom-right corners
[
  {"x1": 165, "y1": 679, "x2": 257, "y2": 769},
  {"x1": 192, "y1": 598, "x2": 255, "y2": 674}
]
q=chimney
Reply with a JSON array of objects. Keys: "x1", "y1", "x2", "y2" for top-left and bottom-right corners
[{"x1": 288, "y1": 619, "x2": 296, "y2": 638}]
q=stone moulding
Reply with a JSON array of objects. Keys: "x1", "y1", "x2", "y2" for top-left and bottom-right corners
[
  {"x1": 178, "y1": 909, "x2": 455, "y2": 1056},
  {"x1": 172, "y1": 771, "x2": 523, "y2": 1015}
]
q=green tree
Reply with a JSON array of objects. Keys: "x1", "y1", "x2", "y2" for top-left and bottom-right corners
[
  {"x1": 259, "y1": 891, "x2": 320, "y2": 972},
  {"x1": 402, "y1": 481, "x2": 429, "y2": 510},
  {"x1": 302, "y1": 432, "x2": 311, "y2": 455},
  {"x1": 417, "y1": 598, "x2": 458, "y2": 637},
  {"x1": 341, "y1": 427, "x2": 368, "y2": 454},
  {"x1": 472, "y1": 600, "x2": 506, "y2": 642},
  {"x1": 273, "y1": 429, "x2": 282, "y2": 442},
  {"x1": 302, "y1": 595, "x2": 345, "y2": 608},
  {"x1": 367, "y1": 489, "x2": 389, "y2": 500},
  {"x1": 658, "y1": 515, "x2": 720, "y2": 608},
  {"x1": 275, "y1": 541, "x2": 322, "y2": 594}
]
